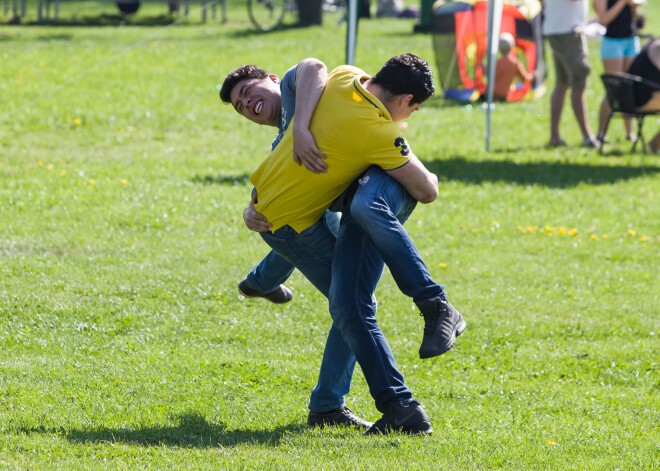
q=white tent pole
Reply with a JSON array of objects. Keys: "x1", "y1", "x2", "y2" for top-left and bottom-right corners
[
  {"x1": 485, "y1": 0, "x2": 503, "y2": 152},
  {"x1": 346, "y1": 0, "x2": 358, "y2": 65}
]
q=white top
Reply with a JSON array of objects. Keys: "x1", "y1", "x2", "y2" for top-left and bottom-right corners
[{"x1": 542, "y1": 0, "x2": 588, "y2": 35}]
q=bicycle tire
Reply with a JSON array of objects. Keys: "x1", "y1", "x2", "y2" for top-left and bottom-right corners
[{"x1": 248, "y1": 0, "x2": 286, "y2": 31}]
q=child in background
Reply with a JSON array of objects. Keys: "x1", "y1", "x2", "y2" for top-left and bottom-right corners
[{"x1": 493, "y1": 32, "x2": 534, "y2": 100}]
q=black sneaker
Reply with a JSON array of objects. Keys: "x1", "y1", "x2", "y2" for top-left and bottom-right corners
[
  {"x1": 364, "y1": 400, "x2": 432, "y2": 436},
  {"x1": 307, "y1": 406, "x2": 372, "y2": 430},
  {"x1": 237, "y1": 279, "x2": 293, "y2": 304},
  {"x1": 417, "y1": 297, "x2": 466, "y2": 359}
]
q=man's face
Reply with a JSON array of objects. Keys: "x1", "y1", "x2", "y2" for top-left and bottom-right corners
[{"x1": 229, "y1": 76, "x2": 281, "y2": 127}]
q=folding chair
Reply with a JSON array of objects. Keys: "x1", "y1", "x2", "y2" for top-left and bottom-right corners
[{"x1": 600, "y1": 72, "x2": 660, "y2": 154}]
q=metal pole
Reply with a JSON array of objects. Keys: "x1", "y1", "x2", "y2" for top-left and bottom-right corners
[
  {"x1": 346, "y1": 0, "x2": 358, "y2": 65},
  {"x1": 485, "y1": 0, "x2": 503, "y2": 152}
]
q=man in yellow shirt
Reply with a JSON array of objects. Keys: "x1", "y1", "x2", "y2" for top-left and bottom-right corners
[{"x1": 247, "y1": 54, "x2": 465, "y2": 434}]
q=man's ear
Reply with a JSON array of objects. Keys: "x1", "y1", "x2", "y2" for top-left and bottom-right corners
[
  {"x1": 399, "y1": 93, "x2": 414, "y2": 107},
  {"x1": 268, "y1": 74, "x2": 280, "y2": 84}
]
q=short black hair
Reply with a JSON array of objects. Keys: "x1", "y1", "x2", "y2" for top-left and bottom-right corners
[
  {"x1": 370, "y1": 53, "x2": 435, "y2": 105},
  {"x1": 219, "y1": 65, "x2": 269, "y2": 104}
]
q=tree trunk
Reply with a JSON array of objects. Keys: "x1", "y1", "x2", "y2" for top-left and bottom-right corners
[{"x1": 296, "y1": 0, "x2": 323, "y2": 25}]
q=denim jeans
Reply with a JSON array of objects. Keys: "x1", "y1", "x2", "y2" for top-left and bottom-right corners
[
  {"x1": 260, "y1": 217, "x2": 356, "y2": 413},
  {"x1": 350, "y1": 167, "x2": 446, "y2": 304},
  {"x1": 246, "y1": 210, "x2": 340, "y2": 293},
  {"x1": 329, "y1": 166, "x2": 444, "y2": 412}
]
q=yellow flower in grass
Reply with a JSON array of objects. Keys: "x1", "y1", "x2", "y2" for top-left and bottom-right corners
[
  {"x1": 591, "y1": 234, "x2": 599, "y2": 240},
  {"x1": 526, "y1": 226, "x2": 536, "y2": 234},
  {"x1": 558, "y1": 227, "x2": 567, "y2": 235},
  {"x1": 60, "y1": 170, "x2": 67, "y2": 177},
  {"x1": 438, "y1": 263, "x2": 447, "y2": 268},
  {"x1": 628, "y1": 229, "x2": 636, "y2": 237},
  {"x1": 547, "y1": 440, "x2": 557, "y2": 446},
  {"x1": 120, "y1": 179, "x2": 128, "y2": 185},
  {"x1": 602, "y1": 234, "x2": 609, "y2": 239},
  {"x1": 37, "y1": 161, "x2": 43, "y2": 167},
  {"x1": 89, "y1": 179, "x2": 96, "y2": 185},
  {"x1": 569, "y1": 229, "x2": 578, "y2": 236},
  {"x1": 640, "y1": 236, "x2": 648, "y2": 242},
  {"x1": 46, "y1": 165, "x2": 53, "y2": 171},
  {"x1": 74, "y1": 118, "x2": 81, "y2": 126}
]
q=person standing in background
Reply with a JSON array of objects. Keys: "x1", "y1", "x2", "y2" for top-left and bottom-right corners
[
  {"x1": 594, "y1": 0, "x2": 641, "y2": 144},
  {"x1": 542, "y1": 0, "x2": 599, "y2": 148}
]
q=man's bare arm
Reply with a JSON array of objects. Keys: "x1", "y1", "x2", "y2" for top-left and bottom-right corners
[
  {"x1": 386, "y1": 155, "x2": 439, "y2": 204},
  {"x1": 293, "y1": 58, "x2": 328, "y2": 174},
  {"x1": 243, "y1": 191, "x2": 272, "y2": 233}
]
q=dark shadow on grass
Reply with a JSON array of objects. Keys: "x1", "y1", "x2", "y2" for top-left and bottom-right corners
[
  {"x1": 423, "y1": 156, "x2": 660, "y2": 187},
  {"x1": 21, "y1": 412, "x2": 304, "y2": 448},
  {"x1": 19, "y1": 14, "x2": 185, "y2": 27},
  {"x1": 192, "y1": 173, "x2": 250, "y2": 186}
]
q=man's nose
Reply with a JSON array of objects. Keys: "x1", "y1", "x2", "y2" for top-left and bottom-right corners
[{"x1": 241, "y1": 96, "x2": 251, "y2": 108}]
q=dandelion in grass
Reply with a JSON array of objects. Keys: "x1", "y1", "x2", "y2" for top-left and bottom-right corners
[
  {"x1": 74, "y1": 118, "x2": 81, "y2": 126},
  {"x1": 89, "y1": 179, "x2": 96, "y2": 185},
  {"x1": 37, "y1": 161, "x2": 43, "y2": 167},
  {"x1": 640, "y1": 236, "x2": 648, "y2": 242},
  {"x1": 569, "y1": 229, "x2": 577, "y2": 236},
  {"x1": 602, "y1": 234, "x2": 609, "y2": 239},
  {"x1": 60, "y1": 170, "x2": 67, "y2": 177},
  {"x1": 558, "y1": 227, "x2": 567, "y2": 235},
  {"x1": 591, "y1": 234, "x2": 599, "y2": 240},
  {"x1": 526, "y1": 226, "x2": 536, "y2": 233},
  {"x1": 438, "y1": 263, "x2": 447, "y2": 268},
  {"x1": 547, "y1": 440, "x2": 556, "y2": 446},
  {"x1": 120, "y1": 179, "x2": 128, "y2": 185},
  {"x1": 628, "y1": 229, "x2": 636, "y2": 236},
  {"x1": 47, "y1": 165, "x2": 53, "y2": 171}
]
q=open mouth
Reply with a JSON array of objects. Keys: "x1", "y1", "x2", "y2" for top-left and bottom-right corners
[{"x1": 255, "y1": 100, "x2": 263, "y2": 115}]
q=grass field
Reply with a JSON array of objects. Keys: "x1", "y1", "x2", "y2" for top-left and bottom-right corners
[{"x1": 1, "y1": 1, "x2": 659, "y2": 469}]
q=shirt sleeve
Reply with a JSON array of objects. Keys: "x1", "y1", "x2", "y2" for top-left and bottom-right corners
[{"x1": 363, "y1": 122, "x2": 413, "y2": 170}]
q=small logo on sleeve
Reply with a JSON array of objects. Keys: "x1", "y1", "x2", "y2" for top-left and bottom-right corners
[{"x1": 394, "y1": 137, "x2": 410, "y2": 156}]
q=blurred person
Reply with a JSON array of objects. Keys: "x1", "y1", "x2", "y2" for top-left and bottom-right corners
[
  {"x1": 626, "y1": 37, "x2": 660, "y2": 151},
  {"x1": 542, "y1": 0, "x2": 599, "y2": 148},
  {"x1": 493, "y1": 32, "x2": 535, "y2": 101},
  {"x1": 595, "y1": 0, "x2": 641, "y2": 144}
]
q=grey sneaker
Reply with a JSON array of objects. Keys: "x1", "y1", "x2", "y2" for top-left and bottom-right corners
[
  {"x1": 238, "y1": 279, "x2": 293, "y2": 304},
  {"x1": 417, "y1": 297, "x2": 466, "y2": 359},
  {"x1": 307, "y1": 406, "x2": 372, "y2": 430},
  {"x1": 364, "y1": 400, "x2": 432, "y2": 436}
]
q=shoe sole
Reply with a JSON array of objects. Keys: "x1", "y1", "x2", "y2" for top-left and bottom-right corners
[{"x1": 419, "y1": 314, "x2": 466, "y2": 359}]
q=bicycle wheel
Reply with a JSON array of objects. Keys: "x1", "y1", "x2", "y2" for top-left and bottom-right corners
[{"x1": 248, "y1": 0, "x2": 286, "y2": 31}]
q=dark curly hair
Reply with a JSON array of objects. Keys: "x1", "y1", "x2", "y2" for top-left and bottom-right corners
[
  {"x1": 371, "y1": 53, "x2": 435, "y2": 105},
  {"x1": 219, "y1": 65, "x2": 269, "y2": 104}
]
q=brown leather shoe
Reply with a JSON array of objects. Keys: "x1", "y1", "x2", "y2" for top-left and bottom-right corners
[{"x1": 238, "y1": 279, "x2": 293, "y2": 304}]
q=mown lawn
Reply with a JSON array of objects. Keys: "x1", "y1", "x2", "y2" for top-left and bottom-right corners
[{"x1": 1, "y1": 1, "x2": 658, "y2": 469}]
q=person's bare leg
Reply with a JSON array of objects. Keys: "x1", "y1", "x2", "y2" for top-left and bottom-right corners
[
  {"x1": 550, "y1": 83, "x2": 569, "y2": 145},
  {"x1": 571, "y1": 86, "x2": 596, "y2": 143}
]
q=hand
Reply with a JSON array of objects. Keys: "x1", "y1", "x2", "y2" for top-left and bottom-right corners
[
  {"x1": 292, "y1": 125, "x2": 328, "y2": 174},
  {"x1": 243, "y1": 192, "x2": 272, "y2": 233}
]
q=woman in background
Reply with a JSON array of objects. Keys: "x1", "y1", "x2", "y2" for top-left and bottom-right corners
[{"x1": 594, "y1": 0, "x2": 640, "y2": 144}]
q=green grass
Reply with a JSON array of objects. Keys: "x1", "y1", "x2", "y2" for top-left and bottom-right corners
[{"x1": 1, "y1": 1, "x2": 659, "y2": 469}]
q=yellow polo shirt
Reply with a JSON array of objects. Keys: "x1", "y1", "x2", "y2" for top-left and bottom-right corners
[{"x1": 250, "y1": 65, "x2": 412, "y2": 232}]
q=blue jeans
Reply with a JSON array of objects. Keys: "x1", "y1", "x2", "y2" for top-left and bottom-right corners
[
  {"x1": 329, "y1": 167, "x2": 442, "y2": 412},
  {"x1": 246, "y1": 211, "x2": 340, "y2": 293},
  {"x1": 350, "y1": 167, "x2": 446, "y2": 305},
  {"x1": 260, "y1": 218, "x2": 356, "y2": 413}
]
